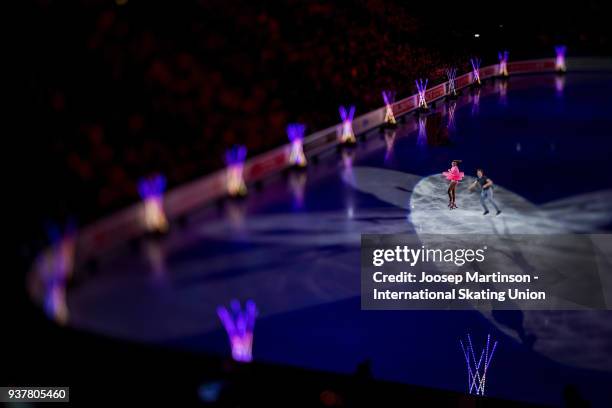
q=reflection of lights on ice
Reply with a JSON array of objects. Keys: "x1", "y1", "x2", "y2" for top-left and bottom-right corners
[
  {"x1": 471, "y1": 88, "x2": 480, "y2": 116},
  {"x1": 416, "y1": 79, "x2": 428, "y2": 109},
  {"x1": 217, "y1": 299, "x2": 258, "y2": 363},
  {"x1": 338, "y1": 105, "x2": 356, "y2": 144},
  {"x1": 143, "y1": 239, "x2": 166, "y2": 281},
  {"x1": 446, "y1": 68, "x2": 458, "y2": 97},
  {"x1": 340, "y1": 149, "x2": 356, "y2": 218},
  {"x1": 555, "y1": 75, "x2": 566, "y2": 97},
  {"x1": 286, "y1": 123, "x2": 307, "y2": 168},
  {"x1": 341, "y1": 148, "x2": 355, "y2": 184},
  {"x1": 470, "y1": 58, "x2": 482, "y2": 85},
  {"x1": 198, "y1": 382, "x2": 223, "y2": 403},
  {"x1": 382, "y1": 90, "x2": 397, "y2": 125},
  {"x1": 384, "y1": 130, "x2": 396, "y2": 163},
  {"x1": 516, "y1": 142, "x2": 522, "y2": 152},
  {"x1": 417, "y1": 116, "x2": 427, "y2": 146},
  {"x1": 288, "y1": 171, "x2": 307, "y2": 209},
  {"x1": 447, "y1": 100, "x2": 457, "y2": 130},
  {"x1": 225, "y1": 200, "x2": 246, "y2": 229},
  {"x1": 497, "y1": 80, "x2": 508, "y2": 105},
  {"x1": 225, "y1": 145, "x2": 248, "y2": 197},
  {"x1": 555, "y1": 45, "x2": 567, "y2": 73},
  {"x1": 138, "y1": 174, "x2": 169, "y2": 233},
  {"x1": 460, "y1": 333, "x2": 498, "y2": 396},
  {"x1": 498, "y1": 51, "x2": 509, "y2": 77},
  {"x1": 39, "y1": 224, "x2": 76, "y2": 325}
]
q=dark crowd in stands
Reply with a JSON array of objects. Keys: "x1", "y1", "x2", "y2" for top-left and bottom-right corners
[{"x1": 19, "y1": 0, "x2": 610, "y2": 245}]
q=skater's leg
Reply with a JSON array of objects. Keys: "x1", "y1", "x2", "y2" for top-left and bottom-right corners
[
  {"x1": 480, "y1": 190, "x2": 489, "y2": 213},
  {"x1": 487, "y1": 189, "x2": 500, "y2": 212},
  {"x1": 450, "y1": 182, "x2": 457, "y2": 206},
  {"x1": 447, "y1": 182, "x2": 456, "y2": 207}
]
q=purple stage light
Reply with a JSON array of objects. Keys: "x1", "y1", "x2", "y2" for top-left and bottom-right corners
[
  {"x1": 225, "y1": 144, "x2": 247, "y2": 165},
  {"x1": 460, "y1": 334, "x2": 498, "y2": 396},
  {"x1": 39, "y1": 222, "x2": 77, "y2": 325},
  {"x1": 138, "y1": 174, "x2": 169, "y2": 233},
  {"x1": 217, "y1": 299, "x2": 258, "y2": 362},
  {"x1": 338, "y1": 105, "x2": 356, "y2": 144},
  {"x1": 138, "y1": 173, "x2": 166, "y2": 199},
  {"x1": 416, "y1": 79, "x2": 428, "y2": 110},
  {"x1": 225, "y1": 145, "x2": 248, "y2": 197},
  {"x1": 470, "y1": 58, "x2": 482, "y2": 85},
  {"x1": 555, "y1": 45, "x2": 567, "y2": 72},
  {"x1": 446, "y1": 68, "x2": 458, "y2": 97},
  {"x1": 498, "y1": 51, "x2": 509, "y2": 77},
  {"x1": 286, "y1": 123, "x2": 307, "y2": 168},
  {"x1": 382, "y1": 90, "x2": 397, "y2": 125}
]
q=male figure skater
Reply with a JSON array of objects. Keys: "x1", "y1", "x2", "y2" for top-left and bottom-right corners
[{"x1": 469, "y1": 168, "x2": 501, "y2": 215}]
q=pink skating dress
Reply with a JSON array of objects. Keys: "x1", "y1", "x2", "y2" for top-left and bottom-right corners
[{"x1": 443, "y1": 166, "x2": 464, "y2": 182}]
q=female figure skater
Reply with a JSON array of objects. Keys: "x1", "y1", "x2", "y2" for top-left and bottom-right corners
[{"x1": 443, "y1": 160, "x2": 464, "y2": 209}]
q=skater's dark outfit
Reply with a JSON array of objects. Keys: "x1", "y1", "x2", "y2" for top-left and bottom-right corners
[{"x1": 470, "y1": 169, "x2": 501, "y2": 215}]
